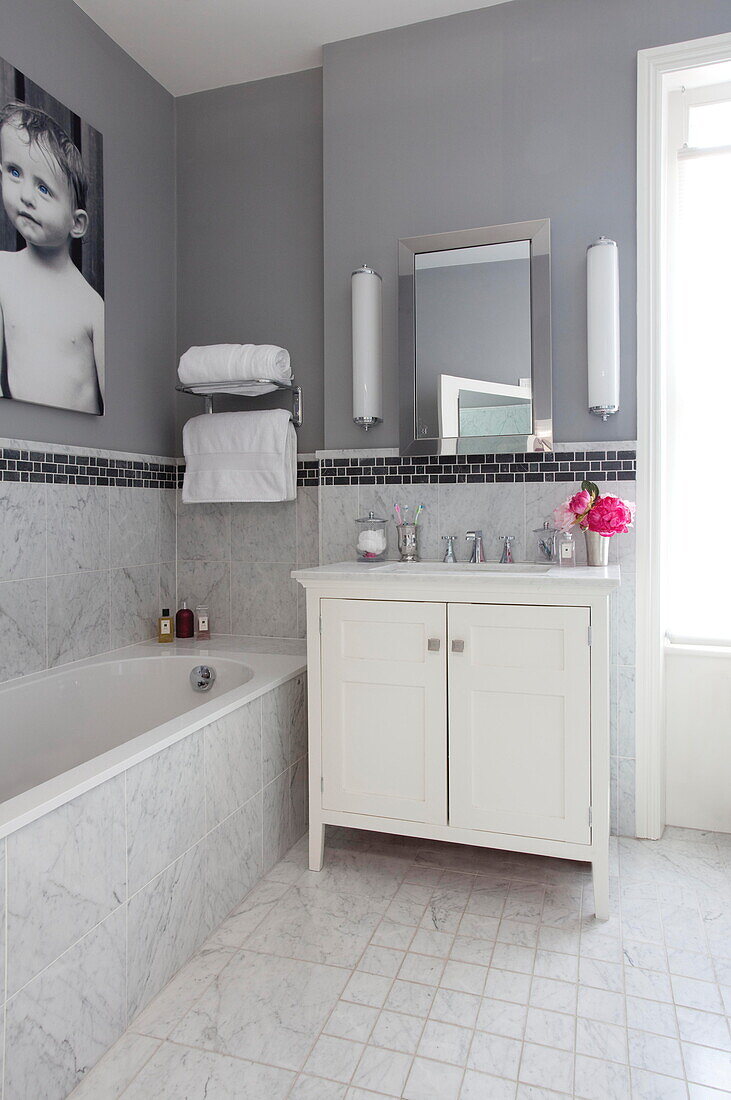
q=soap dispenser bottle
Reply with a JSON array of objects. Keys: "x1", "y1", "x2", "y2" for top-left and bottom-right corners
[
  {"x1": 158, "y1": 608, "x2": 174, "y2": 643},
  {"x1": 175, "y1": 600, "x2": 194, "y2": 639}
]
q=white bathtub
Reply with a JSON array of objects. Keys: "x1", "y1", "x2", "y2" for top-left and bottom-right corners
[
  {"x1": 0, "y1": 635, "x2": 308, "y2": 1098},
  {"x1": 0, "y1": 638, "x2": 306, "y2": 839}
]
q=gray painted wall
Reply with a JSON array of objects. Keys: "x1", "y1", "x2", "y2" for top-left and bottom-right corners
[
  {"x1": 323, "y1": 0, "x2": 731, "y2": 449},
  {"x1": 176, "y1": 69, "x2": 324, "y2": 454},
  {"x1": 0, "y1": 0, "x2": 176, "y2": 455}
]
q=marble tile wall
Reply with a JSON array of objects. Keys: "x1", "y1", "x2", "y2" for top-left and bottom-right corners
[
  {"x1": 176, "y1": 484, "x2": 319, "y2": 639},
  {"x1": 0, "y1": 672, "x2": 307, "y2": 1100},
  {"x1": 0, "y1": 437, "x2": 178, "y2": 686}
]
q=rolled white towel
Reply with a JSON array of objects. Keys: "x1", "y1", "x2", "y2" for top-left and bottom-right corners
[{"x1": 178, "y1": 343, "x2": 291, "y2": 395}]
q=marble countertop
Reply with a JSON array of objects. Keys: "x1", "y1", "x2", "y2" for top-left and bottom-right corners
[{"x1": 293, "y1": 560, "x2": 620, "y2": 591}]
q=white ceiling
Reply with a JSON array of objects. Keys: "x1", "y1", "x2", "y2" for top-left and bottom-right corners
[{"x1": 71, "y1": 0, "x2": 515, "y2": 97}]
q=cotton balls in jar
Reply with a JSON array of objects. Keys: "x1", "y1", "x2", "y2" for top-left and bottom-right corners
[{"x1": 357, "y1": 528, "x2": 387, "y2": 556}]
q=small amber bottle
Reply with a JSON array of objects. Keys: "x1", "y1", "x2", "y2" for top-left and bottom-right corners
[{"x1": 158, "y1": 608, "x2": 174, "y2": 643}]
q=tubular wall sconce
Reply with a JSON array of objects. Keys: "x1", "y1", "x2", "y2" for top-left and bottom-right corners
[
  {"x1": 587, "y1": 237, "x2": 620, "y2": 421},
  {"x1": 352, "y1": 265, "x2": 383, "y2": 430}
]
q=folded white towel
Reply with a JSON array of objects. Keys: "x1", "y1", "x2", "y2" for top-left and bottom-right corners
[
  {"x1": 182, "y1": 410, "x2": 296, "y2": 503},
  {"x1": 178, "y1": 344, "x2": 291, "y2": 395}
]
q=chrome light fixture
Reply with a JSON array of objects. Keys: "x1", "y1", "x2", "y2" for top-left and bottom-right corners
[
  {"x1": 352, "y1": 265, "x2": 382, "y2": 430},
  {"x1": 587, "y1": 237, "x2": 620, "y2": 421}
]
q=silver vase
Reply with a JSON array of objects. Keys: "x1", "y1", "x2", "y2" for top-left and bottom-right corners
[{"x1": 584, "y1": 529, "x2": 611, "y2": 566}]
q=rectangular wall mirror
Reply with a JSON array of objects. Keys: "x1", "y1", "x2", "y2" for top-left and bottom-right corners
[{"x1": 398, "y1": 219, "x2": 552, "y2": 455}]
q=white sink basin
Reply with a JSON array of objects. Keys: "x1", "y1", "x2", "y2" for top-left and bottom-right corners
[{"x1": 377, "y1": 561, "x2": 552, "y2": 576}]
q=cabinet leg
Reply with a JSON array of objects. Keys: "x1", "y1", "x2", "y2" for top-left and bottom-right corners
[
  {"x1": 309, "y1": 819, "x2": 325, "y2": 871},
  {"x1": 592, "y1": 852, "x2": 610, "y2": 921}
]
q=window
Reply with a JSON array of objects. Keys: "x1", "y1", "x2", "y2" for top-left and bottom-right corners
[{"x1": 664, "y1": 81, "x2": 731, "y2": 645}]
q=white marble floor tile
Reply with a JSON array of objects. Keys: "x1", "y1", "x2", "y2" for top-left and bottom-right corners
[
  {"x1": 130, "y1": 944, "x2": 236, "y2": 1040},
  {"x1": 682, "y1": 1043, "x2": 731, "y2": 1091},
  {"x1": 403, "y1": 1054, "x2": 464, "y2": 1100},
  {"x1": 170, "y1": 950, "x2": 348, "y2": 1071},
  {"x1": 676, "y1": 1006, "x2": 731, "y2": 1051},
  {"x1": 247, "y1": 882, "x2": 386, "y2": 967},
  {"x1": 68, "y1": 1031, "x2": 161, "y2": 1098},
  {"x1": 384, "y1": 979, "x2": 436, "y2": 1018},
  {"x1": 519, "y1": 1042, "x2": 574, "y2": 1093},
  {"x1": 303, "y1": 1034, "x2": 365, "y2": 1082},
  {"x1": 574, "y1": 1053, "x2": 631, "y2": 1099},
  {"x1": 343, "y1": 970, "x2": 394, "y2": 1009},
  {"x1": 292, "y1": 1075, "x2": 348, "y2": 1100},
  {"x1": 524, "y1": 1007, "x2": 575, "y2": 1052},
  {"x1": 429, "y1": 987, "x2": 480, "y2": 1028},
  {"x1": 58, "y1": 829, "x2": 731, "y2": 1098},
  {"x1": 358, "y1": 944, "x2": 407, "y2": 977},
  {"x1": 205, "y1": 878, "x2": 290, "y2": 949},
  {"x1": 351, "y1": 1045, "x2": 413, "y2": 1095},
  {"x1": 468, "y1": 1029, "x2": 522, "y2": 1078},
  {"x1": 461, "y1": 1068, "x2": 518, "y2": 1098},
  {"x1": 370, "y1": 1009, "x2": 424, "y2": 1054},
  {"x1": 630, "y1": 1068, "x2": 689, "y2": 1100},
  {"x1": 372, "y1": 917, "x2": 417, "y2": 952},
  {"x1": 122, "y1": 1040, "x2": 296, "y2": 1098},
  {"x1": 476, "y1": 997, "x2": 527, "y2": 1040},
  {"x1": 417, "y1": 1018, "x2": 472, "y2": 1065}
]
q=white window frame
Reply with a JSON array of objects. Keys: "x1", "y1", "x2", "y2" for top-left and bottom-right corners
[{"x1": 636, "y1": 33, "x2": 731, "y2": 839}]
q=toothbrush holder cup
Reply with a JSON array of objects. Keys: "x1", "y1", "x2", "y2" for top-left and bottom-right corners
[{"x1": 397, "y1": 523, "x2": 419, "y2": 562}]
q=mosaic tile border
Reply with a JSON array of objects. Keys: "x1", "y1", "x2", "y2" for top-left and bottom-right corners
[
  {"x1": 0, "y1": 446, "x2": 178, "y2": 488},
  {"x1": 318, "y1": 449, "x2": 636, "y2": 487},
  {"x1": 175, "y1": 451, "x2": 636, "y2": 490}
]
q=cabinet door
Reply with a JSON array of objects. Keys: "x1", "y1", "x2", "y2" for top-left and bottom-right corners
[
  {"x1": 321, "y1": 598, "x2": 447, "y2": 823},
  {"x1": 448, "y1": 603, "x2": 591, "y2": 844}
]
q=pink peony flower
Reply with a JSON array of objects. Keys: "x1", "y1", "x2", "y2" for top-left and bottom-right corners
[
  {"x1": 553, "y1": 501, "x2": 576, "y2": 532},
  {"x1": 585, "y1": 496, "x2": 635, "y2": 537},
  {"x1": 568, "y1": 489, "x2": 592, "y2": 515}
]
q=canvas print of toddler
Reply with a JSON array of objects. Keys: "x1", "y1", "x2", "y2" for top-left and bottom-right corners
[{"x1": 0, "y1": 63, "x2": 104, "y2": 415}]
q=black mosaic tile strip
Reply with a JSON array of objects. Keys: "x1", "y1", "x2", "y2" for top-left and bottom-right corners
[
  {"x1": 318, "y1": 450, "x2": 636, "y2": 487},
  {"x1": 172, "y1": 450, "x2": 636, "y2": 491},
  {"x1": 0, "y1": 447, "x2": 178, "y2": 488}
]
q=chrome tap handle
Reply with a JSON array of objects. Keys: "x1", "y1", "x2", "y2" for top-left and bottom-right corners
[
  {"x1": 442, "y1": 535, "x2": 458, "y2": 563},
  {"x1": 499, "y1": 535, "x2": 515, "y2": 564},
  {"x1": 466, "y1": 530, "x2": 485, "y2": 564}
]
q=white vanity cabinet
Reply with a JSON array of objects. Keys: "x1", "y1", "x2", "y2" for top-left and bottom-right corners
[{"x1": 294, "y1": 563, "x2": 620, "y2": 919}]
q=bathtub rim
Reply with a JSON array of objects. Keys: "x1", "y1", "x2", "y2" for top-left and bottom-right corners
[{"x1": 0, "y1": 636, "x2": 306, "y2": 841}]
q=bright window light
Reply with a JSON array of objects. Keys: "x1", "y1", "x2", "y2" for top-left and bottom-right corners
[
  {"x1": 688, "y1": 100, "x2": 731, "y2": 148},
  {"x1": 665, "y1": 89, "x2": 731, "y2": 644}
]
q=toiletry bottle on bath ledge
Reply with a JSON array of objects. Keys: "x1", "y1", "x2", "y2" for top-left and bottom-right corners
[
  {"x1": 158, "y1": 609, "x2": 174, "y2": 643},
  {"x1": 195, "y1": 604, "x2": 211, "y2": 641},
  {"x1": 176, "y1": 600, "x2": 194, "y2": 639}
]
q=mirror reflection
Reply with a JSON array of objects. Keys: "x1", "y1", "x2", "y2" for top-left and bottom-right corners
[{"x1": 415, "y1": 241, "x2": 532, "y2": 440}]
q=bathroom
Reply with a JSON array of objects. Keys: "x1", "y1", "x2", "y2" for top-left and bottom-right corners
[{"x1": 0, "y1": 0, "x2": 730, "y2": 1096}]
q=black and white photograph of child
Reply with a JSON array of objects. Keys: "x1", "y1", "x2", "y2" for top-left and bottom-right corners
[{"x1": 0, "y1": 58, "x2": 104, "y2": 415}]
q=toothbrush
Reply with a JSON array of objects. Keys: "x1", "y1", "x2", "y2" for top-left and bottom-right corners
[
  {"x1": 394, "y1": 503, "x2": 402, "y2": 525},
  {"x1": 414, "y1": 503, "x2": 425, "y2": 525}
]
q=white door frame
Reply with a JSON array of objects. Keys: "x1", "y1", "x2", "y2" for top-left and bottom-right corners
[{"x1": 635, "y1": 32, "x2": 731, "y2": 840}]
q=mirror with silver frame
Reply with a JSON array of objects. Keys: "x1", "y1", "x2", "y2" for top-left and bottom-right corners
[{"x1": 398, "y1": 219, "x2": 552, "y2": 455}]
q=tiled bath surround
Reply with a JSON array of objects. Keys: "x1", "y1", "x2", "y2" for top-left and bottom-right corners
[
  {"x1": 0, "y1": 672, "x2": 307, "y2": 1100},
  {"x1": 0, "y1": 437, "x2": 178, "y2": 685}
]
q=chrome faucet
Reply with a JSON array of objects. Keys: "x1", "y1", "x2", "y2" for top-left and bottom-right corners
[
  {"x1": 466, "y1": 530, "x2": 485, "y2": 564},
  {"x1": 442, "y1": 535, "x2": 458, "y2": 563},
  {"x1": 499, "y1": 535, "x2": 515, "y2": 564}
]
